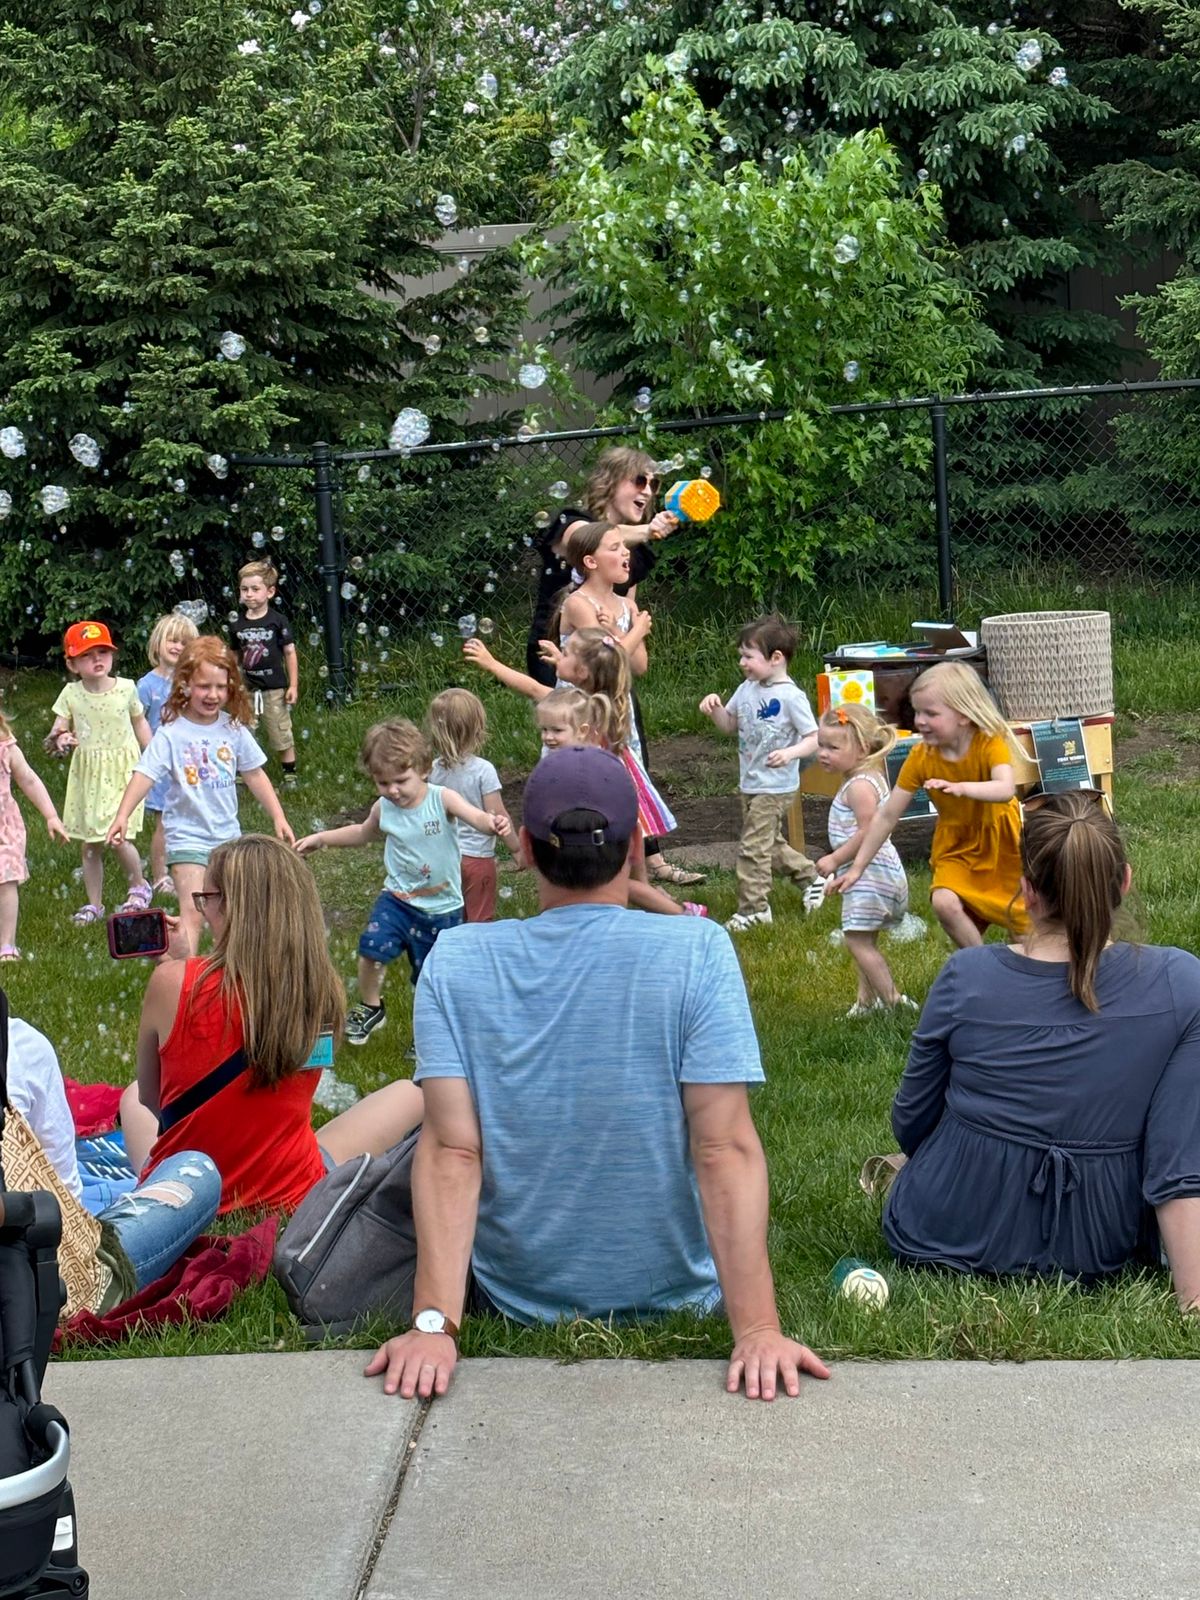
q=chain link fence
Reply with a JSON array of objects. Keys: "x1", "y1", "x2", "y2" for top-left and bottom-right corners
[{"x1": 228, "y1": 379, "x2": 1200, "y2": 700}]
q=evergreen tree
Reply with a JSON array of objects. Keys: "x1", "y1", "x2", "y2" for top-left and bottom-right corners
[{"x1": 0, "y1": 0, "x2": 523, "y2": 641}]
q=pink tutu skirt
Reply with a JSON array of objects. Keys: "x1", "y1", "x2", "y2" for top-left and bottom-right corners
[{"x1": 620, "y1": 747, "x2": 676, "y2": 838}]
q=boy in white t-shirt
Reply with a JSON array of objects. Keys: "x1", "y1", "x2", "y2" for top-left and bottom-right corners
[{"x1": 699, "y1": 614, "x2": 819, "y2": 932}]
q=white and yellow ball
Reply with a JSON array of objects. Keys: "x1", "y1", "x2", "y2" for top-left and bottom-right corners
[{"x1": 839, "y1": 1266, "x2": 890, "y2": 1308}]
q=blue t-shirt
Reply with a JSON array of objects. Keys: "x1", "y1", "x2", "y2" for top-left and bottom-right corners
[
  {"x1": 414, "y1": 905, "x2": 765, "y2": 1324},
  {"x1": 381, "y1": 785, "x2": 462, "y2": 914},
  {"x1": 136, "y1": 669, "x2": 174, "y2": 812}
]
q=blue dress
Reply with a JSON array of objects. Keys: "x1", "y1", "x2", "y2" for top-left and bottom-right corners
[
  {"x1": 884, "y1": 943, "x2": 1200, "y2": 1283},
  {"x1": 136, "y1": 669, "x2": 173, "y2": 813}
]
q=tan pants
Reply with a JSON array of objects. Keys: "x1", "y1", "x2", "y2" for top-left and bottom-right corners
[{"x1": 735, "y1": 791, "x2": 816, "y2": 916}]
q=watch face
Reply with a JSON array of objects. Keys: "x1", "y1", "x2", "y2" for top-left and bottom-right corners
[{"x1": 414, "y1": 1309, "x2": 445, "y2": 1335}]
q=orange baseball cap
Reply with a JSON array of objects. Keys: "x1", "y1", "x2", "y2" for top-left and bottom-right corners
[{"x1": 64, "y1": 621, "x2": 115, "y2": 658}]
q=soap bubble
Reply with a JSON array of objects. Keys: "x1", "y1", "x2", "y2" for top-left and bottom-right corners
[
  {"x1": 69, "y1": 433, "x2": 101, "y2": 468},
  {"x1": 290, "y1": 9, "x2": 308, "y2": 26},
  {"x1": 456, "y1": 256, "x2": 470, "y2": 273},
  {"x1": 719, "y1": 135, "x2": 737, "y2": 153},
  {"x1": 308, "y1": 0, "x2": 322, "y2": 12},
  {"x1": 479, "y1": 617, "x2": 494, "y2": 636},
  {"x1": 843, "y1": 360, "x2": 861, "y2": 381},
  {"x1": 434, "y1": 193, "x2": 458, "y2": 227},
  {"x1": 549, "y1": 480, "x2": 570, "y2": 499},
  {"x1": 534, "y1": 509, "x2": 551, "y2": 529},
  {"x1": 457, "y1": 614, "x2": 477, "y2": 638},
  {"x1": 633, "y1": 387, "x2": 652, "y2": 414},
  {"x1": 423, "y1": 334, "x2": 442, "y2": 355},
  {"x1": 0, "y1": 493, "x2": 10, "y2": 518},
  {"x1": 0, "y1": 428, "x2": 26, "y2": 459},
  {"x1": 664, "y1": 49, "x2": 688, "y2": 77},
  {"x1": 389, "y1": 408, "x2": 431, "y2": 450},
  {"x1": 430, "y1": 632, "x2": 444, "y2": 648},
  {"x1": 251, "y1": 530, "x2": 266, "y2": 548},
  {"x1": 356, "y1": 464, "x2": 371, "y2": 482},
  {"x1": 206, "y1": 453, "x2": 229, "y2": 479},
  {"x1": 473, "y1": 326, "x2": 489, "y2": 344},
  {"x1": 350, "y1": 555, "x2": 364, "y2": 570},
  {"x1": 340, "y1": 581, "x2": 357, "y2": 600},
  {"x1": 1049, "y1": 65, "x2": 1069, "y2": 86},
  {"x1": 499, "y1": 885, "x2": 514, "y2": 900},
  {"x1": 549, "y1": 136, "x2": 568, "y2": 162},
  {"x1": 477, "y1": 70, "x2": 499, "y2": 100},
  {"x1": 219, "y1": 331, "x2": 246, "y2": 360},
  {"x1": 518, "y1": 362, "x2": 547, "y2": 389},
  {"x1": 174, "y1": 600, "x2": 209, "y2": 626},
  {"x1": 833, "y1": 233, "x2": 861, "y2": 264},
  {"x1": 237, "y1": 39, "x2": 262, "y2": 56},
  {"x1": 1007, "y1": 133, "x2": 1028, "y2": 156},
  {"x1": 40, "y1": 485, "x2": 70, "y2": 515},
  {"x1": 172, "y1": 478, "x2": 186, "y2": 494},
  {"x1": 1015, "y1": 39, "x2": 1043, "y2": 71}
]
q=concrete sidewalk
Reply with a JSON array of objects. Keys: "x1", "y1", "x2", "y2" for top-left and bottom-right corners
[{"x1": 46, "y1": 1355, "x2": 1199, "y2": 1599}]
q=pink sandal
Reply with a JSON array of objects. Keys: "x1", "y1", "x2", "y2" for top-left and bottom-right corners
[
  {"x1": 681, "y1": 902, "x2": 710, "y2": 918},
  {"x1": 0, "y1": 945, "x2": 20, "y2": 961},
  {"x1": 118, "y1": 881, "x2": 153, "y2": 913},
  {"x1": 72, "y1": 903, "x2": 104, "y2": 926}
]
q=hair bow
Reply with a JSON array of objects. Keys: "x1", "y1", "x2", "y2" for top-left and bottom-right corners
[
  {"x1": 601, "y1": 634, "x2": 616, "y2": 649},
  {"x1": 835, "y1": 706, "x2": 850, "y2": 725}
]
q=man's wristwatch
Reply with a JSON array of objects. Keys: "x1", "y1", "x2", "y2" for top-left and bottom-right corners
[{"x1": 413, "y1": 1308, "x2": 460, "y2": 1342}]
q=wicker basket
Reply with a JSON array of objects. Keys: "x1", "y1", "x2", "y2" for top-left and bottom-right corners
[{"x1": 979, "y1": 610, "x2": 1113, "y2": 721}]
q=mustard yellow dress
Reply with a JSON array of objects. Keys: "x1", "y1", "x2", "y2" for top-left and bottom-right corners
[
  {"x1": 51, "y1": 679, "x2": 146, "y2": 843},
  {"x1": 897, "y1": 731, "x2": 1028, "y2": 934}
]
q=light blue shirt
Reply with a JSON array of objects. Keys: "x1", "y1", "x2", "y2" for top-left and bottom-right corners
[
  {"x1": 136, "y1": 669, "x2": 174, "y2": 812},
  {"x1": 414, "y1": 905, "x2": 765, "y2": 1324},
  {"x1": 381, "y1": 785, "x2": 462, "y2": 914}
]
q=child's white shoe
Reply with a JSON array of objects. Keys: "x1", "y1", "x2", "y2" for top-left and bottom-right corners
[
  {"x1": 802, "y1": 876, "x2": 832, "y2": 914},
  {"x1": 845, "y1": 1000, "x2": 881, "y2": 1018},
  {"x1": 725, "y1": 907, "x2": 773, "y2": 933}
]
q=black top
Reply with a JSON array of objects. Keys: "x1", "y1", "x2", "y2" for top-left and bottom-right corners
[
  {"x1": 529, "y1": 508, "x2": 658, "y2": 643},
  {"x1": 230, "y1": 604, "x2": 294, "y2": 691}
]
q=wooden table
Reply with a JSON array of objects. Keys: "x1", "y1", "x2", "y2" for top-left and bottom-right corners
[{"x1": 786, "y1": 716, "x2": 1115, "y2": 855}]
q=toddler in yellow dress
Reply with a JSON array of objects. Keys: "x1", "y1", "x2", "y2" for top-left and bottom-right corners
[
  {"x1": 47, "y1": 621, "x2": 152, "y2": 924},
  {"x1": 838, "y1": 661, "x2": 1028, "y2": 945}
]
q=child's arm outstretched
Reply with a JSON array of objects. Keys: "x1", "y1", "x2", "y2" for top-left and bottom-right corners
[
  {"x1": 483, "y1": 790, "x2": 525, "y2": 869},
  {"x1": 242, "y1": 766, "x2": 295, "y2": 846},
  {"x1": 816, "y1": 775, "x2": 883, "y2": 879},
  {"x1": 296, "y1": 801, "x2": 383, "y2": 855},
  {"x1": 10, "y1": 747, "x2": 69, "y2": 843},
  {"x1": 462, "y1": 639, "x2": 551, "y2": 702},
  {"x1": 699, "y1": 693, "x2": 738, "y2": 735},
  {"x1": 924, "y1": 761, "x2": 1015, "y2": 803},
  {"x1": 835, "y1": 783, "x2": 915, "y2": 895},
  {"x1": 442, "y1": 788, "x2": 511, "y2": 841},
  {"x1": 107, "y1": 773, "x2": 155, "y2": 846}
]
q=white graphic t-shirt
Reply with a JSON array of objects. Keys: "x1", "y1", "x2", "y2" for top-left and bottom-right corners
[
  {"x1": 134, "y1": 714, "x2": 266, "y2": 854},
  {"x1": 724, "y1": 676, "x2": 817, "y2": 794}
]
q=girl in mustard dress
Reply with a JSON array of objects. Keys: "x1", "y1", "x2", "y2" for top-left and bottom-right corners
[{"x1": 839, "y1": 662, "x2": 1028, "y2": 945}]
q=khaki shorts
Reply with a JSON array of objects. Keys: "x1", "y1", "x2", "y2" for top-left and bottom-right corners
[{"x1": 252, "y1": 688, "x2": 294, "y2": 753}]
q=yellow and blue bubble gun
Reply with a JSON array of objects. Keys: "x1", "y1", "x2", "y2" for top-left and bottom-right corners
[{"x1": 663, "y1": 479, "x2": 722, "y2": 523}]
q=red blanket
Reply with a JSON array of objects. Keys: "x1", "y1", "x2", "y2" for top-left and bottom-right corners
[
  {"x1": 64, "y1": 1078, "x2": 123, "y2": 1138},
  {"x1": 53, "y1": 1217, "x2": 278, "y2": 1350}
]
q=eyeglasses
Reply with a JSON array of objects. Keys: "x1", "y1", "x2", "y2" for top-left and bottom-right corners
[
  {"x1": 191, "y1": 890, "x2": 223, "y2": 914},
  {"x1": 1021, "y1": 785, "x2": 1111, "y2": 816},
  {"x1": 632, "y1": 473, "x2": 661, "y2": 494}
]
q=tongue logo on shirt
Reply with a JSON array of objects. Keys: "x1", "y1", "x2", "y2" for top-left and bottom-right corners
[{"x1": 756, "y1": 699, "x2": 782, "y2": 721}]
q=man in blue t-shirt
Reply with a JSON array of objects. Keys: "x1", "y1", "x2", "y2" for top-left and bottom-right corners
[{"x1": 365, "y1": 746, "x2": 830, "y2": 1403}]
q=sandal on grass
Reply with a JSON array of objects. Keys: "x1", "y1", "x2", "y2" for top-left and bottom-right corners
[
  {"x1": 118, "y1": 881, "x2": 153, "y2": 913},
  {"x1": 152, "y1": 876, "x2": 175, "y2": 898},
  {"x1": 72, "y1": 903, "x2": 104, "y2": 926},
  {"x1": 648, "y1": 859, "x2": 706, "y2": 886},
  {"x1": 0, "y1": 945, "x2": 20, "y2": 961}
]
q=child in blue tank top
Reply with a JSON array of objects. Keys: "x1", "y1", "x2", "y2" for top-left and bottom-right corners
[{"x1": 297, "y1": 717, "x2": 510, "y2": 1045}]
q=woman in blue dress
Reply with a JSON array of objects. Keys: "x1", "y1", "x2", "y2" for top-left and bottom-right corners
[{"x1": 884, "y1": 789, "x2": 1200, "y2": 1307}]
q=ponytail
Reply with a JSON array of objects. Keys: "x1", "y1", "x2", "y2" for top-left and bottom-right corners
[{"x1": 1020, "y1": 793, "x2": 1127, "y2": 1012}]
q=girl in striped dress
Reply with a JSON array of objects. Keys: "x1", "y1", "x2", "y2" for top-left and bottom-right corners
[{"x1": 814, "y1": 705, "x2": 917, "y2": 1017}]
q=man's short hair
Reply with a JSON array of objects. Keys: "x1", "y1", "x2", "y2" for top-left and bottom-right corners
[
  {"x1": 522, "y1": 747, "x2": 639, "y2": 890},
  {"x1": 738, "y1": 613, "x2": 798, "y2": 662}
]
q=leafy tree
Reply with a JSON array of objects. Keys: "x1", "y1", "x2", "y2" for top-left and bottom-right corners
[
  {"x1": 531, "y1": 77, "x2": 983, "y2": 589},
  {"x1": 0, "y1": 0, "x2": 523, "y2": 644}
]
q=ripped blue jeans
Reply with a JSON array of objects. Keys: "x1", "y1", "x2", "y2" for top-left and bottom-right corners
[{"x1": 98, "y1": 1150, "x2": 222, "y2": 1290}]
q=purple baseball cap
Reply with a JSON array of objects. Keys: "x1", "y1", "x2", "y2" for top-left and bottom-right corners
[{"x1": 522, "y1": 746, "x2": 639, "y2": 847}]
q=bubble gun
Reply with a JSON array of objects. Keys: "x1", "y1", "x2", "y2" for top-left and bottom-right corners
[{"x1": 663, "y1": 479, "x2": 722, "y2": 523}]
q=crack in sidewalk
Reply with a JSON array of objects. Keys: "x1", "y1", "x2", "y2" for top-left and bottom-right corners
[{"x1": 354, "y1": 1397, "x2": 433, "y2": 1600}]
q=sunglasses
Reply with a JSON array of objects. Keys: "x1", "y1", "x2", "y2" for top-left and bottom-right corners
[
  {"x1": 191, "y1": 889, "x2": 223, "y2": 914},
  {"x1": 632, "y1": 473, "x2": 661, "y2": 494},
  {"x1": 1021, "y1": 785, "x2": 1111, "y2": 816}
]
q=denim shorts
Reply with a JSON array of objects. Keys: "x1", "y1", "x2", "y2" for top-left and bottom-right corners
[{"x1": 358, "y1": 890, "x2": 463, "y2": 984}]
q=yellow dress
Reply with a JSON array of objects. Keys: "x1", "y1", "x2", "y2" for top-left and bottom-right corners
[
  {"x1": 51, "y1": 679, "x2": 146, "y2": 843},
  {"x1": 897, "y1": 731, "x2": 1028, "y2": 934}
]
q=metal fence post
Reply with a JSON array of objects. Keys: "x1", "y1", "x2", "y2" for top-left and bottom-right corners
[
  {"x1": 931, "y1": 403, "x2": 954, "y2": 616},
  {"x1": 313, "y1": 440, "x2": 349, "y2": 703}
]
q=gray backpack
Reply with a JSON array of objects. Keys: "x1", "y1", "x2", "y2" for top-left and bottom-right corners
[{"x1": 272, "y1": 1125, "x2": 421, "y2": 1340}]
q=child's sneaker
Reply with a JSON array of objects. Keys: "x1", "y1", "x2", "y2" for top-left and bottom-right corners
[
  {"x1": 846, "y1": 999, "x2": 882, "y2": 1018},
  {"x1": 802, "y1": 876, "x2": 832, "y2": 914},
  {"x1": 725, "y1": 907, "x2": 773, "y2": 933},
  {"x1": 891, "y1": 994, "x2": 920, "y2": 1013},
  {"x1": 282, "y1": 771, "x2": 299, "y2": 789},
  {"x1": 346, "y1": 1001, "x2": 386, "y2": 1044}
]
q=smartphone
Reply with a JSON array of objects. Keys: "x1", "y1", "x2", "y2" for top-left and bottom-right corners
[{"x1": 107, "y1": 909, "x2": 168, "y2": 960}]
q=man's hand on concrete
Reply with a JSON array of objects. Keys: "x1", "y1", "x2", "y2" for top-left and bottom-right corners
[
  {"x1": 726, "y1": 1328, "x2": 831, "y2": 1401},
  {"x1": 365, "y1": 1331, "x2": 458, "y2": 1399}
]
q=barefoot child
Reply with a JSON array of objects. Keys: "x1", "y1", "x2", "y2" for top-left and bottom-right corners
[
  {"x1": 839, "y1": 661, "x2": 1027, "y2": 946},
  {"x1": 48, "y1": 621, "x2": 153, "y2": 924},
  {"x1": 426, "y1": 688, "x2": 520, "y2": 923},
  {"x1": 698, "y1": 614, "x2": 819, "y2": 933},
  {"x1": 137, "y1": 610, "x2": 200, "y2": 898},
  {"x1": 0, "y1": 714, "x2": 69, "y2": 958},
  {"x1": 813, "y1": 705, "x2": 917, "y2": 1017},
  {"x1": 296, "y1": 718, "x2": 510, "y2": 1044}
]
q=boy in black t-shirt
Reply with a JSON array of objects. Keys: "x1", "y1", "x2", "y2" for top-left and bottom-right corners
[{"x1": 230, "y1": 559, "x2": 300, "y2": 783}]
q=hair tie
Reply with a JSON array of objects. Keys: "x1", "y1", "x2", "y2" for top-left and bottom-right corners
[
  {"x1": 836, "y1": 706, "x2": 849, "y2": 725},
  {"x1": 601, "y1": 635, "x2": 616, "y2": 650}
]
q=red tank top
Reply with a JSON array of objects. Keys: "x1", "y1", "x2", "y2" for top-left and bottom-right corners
[{"x1": 144, "y1": 959, "x2": 327, "y2": 1214}]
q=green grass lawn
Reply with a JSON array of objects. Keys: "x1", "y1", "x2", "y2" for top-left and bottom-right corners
[{"x1": 10, "y1": 576, "x2": 1200, "y2": 1364}]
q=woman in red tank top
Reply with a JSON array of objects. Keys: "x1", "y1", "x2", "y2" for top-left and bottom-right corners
[{"x1": 120, "y1": 835, "x2": 424, "y2": 1214}]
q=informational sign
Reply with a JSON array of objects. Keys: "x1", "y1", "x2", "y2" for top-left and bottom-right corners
[
  {"x1": 1028, "y1": 718, "x2": 1093, "y2": 792},
  {"x1": 885, "y1": 736, "x2": 936, "y2": 822}
]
